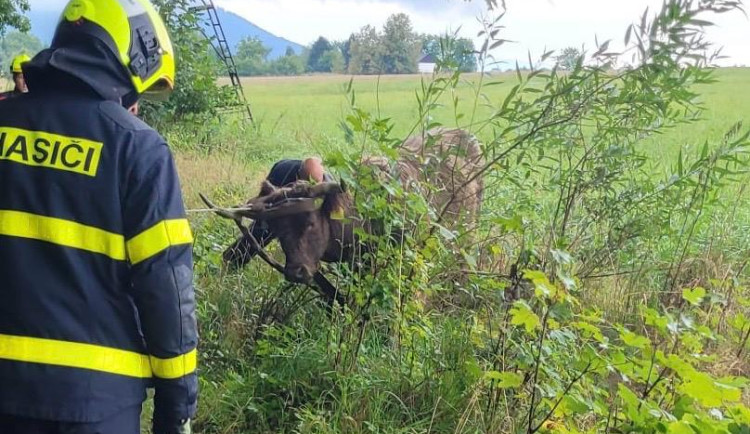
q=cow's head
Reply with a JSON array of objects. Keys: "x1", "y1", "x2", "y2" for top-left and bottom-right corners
[{"x1": 210, "y1": 181, "x2": 348, "y2": 284}]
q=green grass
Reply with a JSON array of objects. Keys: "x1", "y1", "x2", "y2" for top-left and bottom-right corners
[{"x1": 225, "y1": 68, "x2": 750, "y2": 162}]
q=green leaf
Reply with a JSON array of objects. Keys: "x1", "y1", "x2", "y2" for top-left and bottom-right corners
[
  {"x1": 728, "y1": 404, "x2": 750, "y2": 424},
  {"x1": 485, "y1": 371, "x2": 524, "y2": 389},
  {"x1": 555, "y1": 395, "x2": 590, "y2": 416},
  {"x1": 644, "y1": 308, "x2": 670, "y2": 333},
  {"x1": 435, "y1": 224, "x2": 456, "y2": 241},
  {"x1": 668, "y1": 421, "x2": 695, "y2": 434},
  {"x1": 682, "y1": 287, "x2": 706, "y2": 306},
  {"x1": 510, "y1": 301, "x2": 541, "y2": 334},
  {"x1": 464, "y1": 359, "x2": 482, "y2": 381},
  {"x1": 461, "y1": 251, "x2": 478, "y2": 271},
  {"x1": 557, "y1": 272, "x2": 577, "y2": 292},
  {"x1": 679, "y1": 371, "x2": 742, "y2": 407},
  {"x1": 551, "y1": 249, "x2": 574, "y2": 265},
  {"x1": 618, "y1": 384, "x2": 644, "y2": 423},
  {"x1": 572, "y1": 321, "x2": 606, "y2": 343},
  {"x1": 494, "y1": 214, "x2": 524, "y2": 233},
  {"x1": 524, "y1": 270, "x2": 558, "y2": 299},
  {"x1": 620, "y1": 328, "x2": 651, "y2": 349}
]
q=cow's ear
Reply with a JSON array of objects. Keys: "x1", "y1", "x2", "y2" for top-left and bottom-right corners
[
  {"x1": 339, "y1": 178, "x2": 348, "y2": 194},
  {"x1": 330, "y1": 206, "x2": 345, "y2": 221},
  {"x1": 324, "y1": 189, "x2": 346, "y2": 221},
  {"x1": 259, "y1": 180, "x2": 277, "y2": 197}
]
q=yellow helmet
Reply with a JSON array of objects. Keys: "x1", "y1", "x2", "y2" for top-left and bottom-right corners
[
  {"x1": 53, "y1": 0, "x2": 175, "y2": 98},
  {"x1": 10, "y1": 54, "x2": 31, "y2": 74}
]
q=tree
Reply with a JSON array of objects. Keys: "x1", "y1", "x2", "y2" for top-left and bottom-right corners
[
  {"x1": 348, "y1": 25, "x2": 383, "y2": 75},
  {"x1": 284, "y1": 46, "x2": 296, "y2": 57},
  {"x1": 0, "y1": 30, "x2": 42, "y2": 75},
  {"x1": 235, "y1": 37, "x2": 270, "y2": 76},
  {"x1": 307, "y1": 36, "x2": 333, "y2": 72},
  {"x1": 380, "y1": 13, "x2": 420, "y2": 74},
  {"x1": 0, "y1": 0, "x2": 30, "y2": 34},
  {"x1": 141, "y1": 0, "x2": 235, "y2": 124},
  {"x1": 270, "y1": 54, "x2": 305, "y2": 76},
  {"x1": 333, "y1": 37, "x2": 353, "y2": 71},
  {"x1": 556, "y1": 47, "x2": 582, "y2": 70},
  {"x1": 421, "y1": 34, "x2": 477, "y2": 72},
  {"x1": 320, "y1": 49, "x2": 346, "y2": 74}
]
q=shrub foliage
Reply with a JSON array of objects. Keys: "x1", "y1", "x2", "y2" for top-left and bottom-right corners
[{"x1": 187, "y1": 0, "x2": 750, "y2": 432}]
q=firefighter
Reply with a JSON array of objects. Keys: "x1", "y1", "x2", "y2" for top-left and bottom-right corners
[
  {"x1": 0, "y1": 54, "x2": 31, "y2": 100},
  {"x1": 0, "y1": 0, "x2": 197, "y2": 433}
]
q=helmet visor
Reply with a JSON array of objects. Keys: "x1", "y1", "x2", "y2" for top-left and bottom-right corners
[{"x1": 141, "y1": 76, "x2": 173, "y2": 101}]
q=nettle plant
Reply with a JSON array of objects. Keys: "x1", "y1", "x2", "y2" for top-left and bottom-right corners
[{"x1": 475, "y1": 273, "x2": 750, "y2": 433}]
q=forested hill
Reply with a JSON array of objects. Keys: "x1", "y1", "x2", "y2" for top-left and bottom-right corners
[
  {"x1": 27, "y1": 7, "x2": 303, "y2": 60},
  {"x1": 213, "y1": 8, "x2": 303, "y2": 59}
]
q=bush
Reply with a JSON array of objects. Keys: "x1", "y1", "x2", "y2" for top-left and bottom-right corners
[{"x1": 140, "y1": 0, "x2": 236, "y2": 127}]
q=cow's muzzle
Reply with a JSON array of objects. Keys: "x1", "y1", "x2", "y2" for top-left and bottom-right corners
[{"x1": 284, "y1": 264, "x2": 316, "y2": 284}]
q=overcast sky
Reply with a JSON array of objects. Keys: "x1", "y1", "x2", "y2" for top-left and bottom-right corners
[{"x1": 30, "y1": 0, "x2": 750, "y2": 66}]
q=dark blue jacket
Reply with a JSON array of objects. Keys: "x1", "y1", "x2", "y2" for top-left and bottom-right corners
[{"x1": 0, "y1": 45, "x2": 198, "y2": 424}]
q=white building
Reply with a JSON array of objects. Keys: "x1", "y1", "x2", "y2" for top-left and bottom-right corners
[{"x1": 418, "y1": 54, "x2": 437, "y2": 74}]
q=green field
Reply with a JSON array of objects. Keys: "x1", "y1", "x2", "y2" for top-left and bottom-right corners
[
  {"x1": 187, "y1": 69, "x2": 750, "y2": 212},
  {"x1": 174, "y1": 68, "x2": 750, "y2": 434},
  {"x1": 226, "y1": 68, "x2": 750, "y2": 157}
]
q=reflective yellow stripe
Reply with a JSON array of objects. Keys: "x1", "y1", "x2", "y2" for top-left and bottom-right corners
[
  {"x1": 0, "y1": 210, "x2": 126, "y2": 260},
  {"x1": 0, "y1": 334, "x2": 198, "y2": 379},
  {"x1": 150, "y1": 349, "x2": 197, "y2": 380},
  {"x1": 126, "y1": 219, "x2": 194, "y2": 265},
  {"x1": 0, "y1": 333, "x2": 151, "y2": 378}
]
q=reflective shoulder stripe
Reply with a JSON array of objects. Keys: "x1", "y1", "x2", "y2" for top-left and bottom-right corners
[
  {"x1": 0, "y1": 210, "x2": 126, "y2": 260},
  {"x1": 150, "y1": 349, "x2": 197, "y2": 380},
  {"x1": 0, "y1": 333, "x2": 152, "y2": 378},
  {"x1": 126, "y1": 219, "x2": 193, "y2": 265}
]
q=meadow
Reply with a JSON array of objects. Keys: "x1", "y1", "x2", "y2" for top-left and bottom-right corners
[
  {"x1": 223, "y1": 68, "x2": 750, "y2": 155},
  {"x1": 165, "y1": 67, "x2": 750, "y2": 433},
  {"x1": 196, "y1": 69, "x2": 750, "y2": 199}
]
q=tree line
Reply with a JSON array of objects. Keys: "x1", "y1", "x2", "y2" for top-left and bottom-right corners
[
  {"x1": 0, "y1": 31, "x2": 42, "y2": 78},
  {"x1": 234, "y1": 13, "x2": 477, "y2": 77}
]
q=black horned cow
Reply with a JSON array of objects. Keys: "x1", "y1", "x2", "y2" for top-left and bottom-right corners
[{"x1": 207, "y1": 127, "x2": 486, "y2": 286}]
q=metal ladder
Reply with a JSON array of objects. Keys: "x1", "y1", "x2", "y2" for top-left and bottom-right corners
[{"x1": 190, "y1": 0, "x2": 254, "y2": 122}]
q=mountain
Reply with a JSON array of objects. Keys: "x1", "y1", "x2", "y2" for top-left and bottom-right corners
[
  {"x1": 211, "y1": 8, "x2": 304, "y2": 59},
  {"x1": 26, "y1": 7, "x2": 304, "y2": 60}
]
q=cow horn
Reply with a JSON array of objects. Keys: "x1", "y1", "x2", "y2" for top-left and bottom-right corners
[
  {"x1": 259, "y1": 180, "x2": 278, "y2": 196},
  {"x1": 199, "y1": 193, "x2": 255, "y2": 221},
  {"x1": 306, "y1": 181, "x2": 343, "y2": 198},
  {"x1": 245, "y1": 181, "x2": 342, "y2": 218},
  {"x1": 201, "y1": 181, "x2": 344, "y2": 221}
]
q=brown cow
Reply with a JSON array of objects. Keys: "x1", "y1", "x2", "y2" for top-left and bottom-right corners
[{"x1": 208, "y1": 128, "x2": 485, "y2": 285}]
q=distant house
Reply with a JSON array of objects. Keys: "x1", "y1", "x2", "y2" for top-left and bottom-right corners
[{"x1": 418, "y1": 54, "x2": 437, "y2": 74}]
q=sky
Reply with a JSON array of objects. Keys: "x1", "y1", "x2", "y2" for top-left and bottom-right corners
[
  {"x1": 217, "y1": 0, "x2": 750, "y2": 67},
  {"x1": 30, "y1": 0, "x2": 750, "y2": 67}
]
